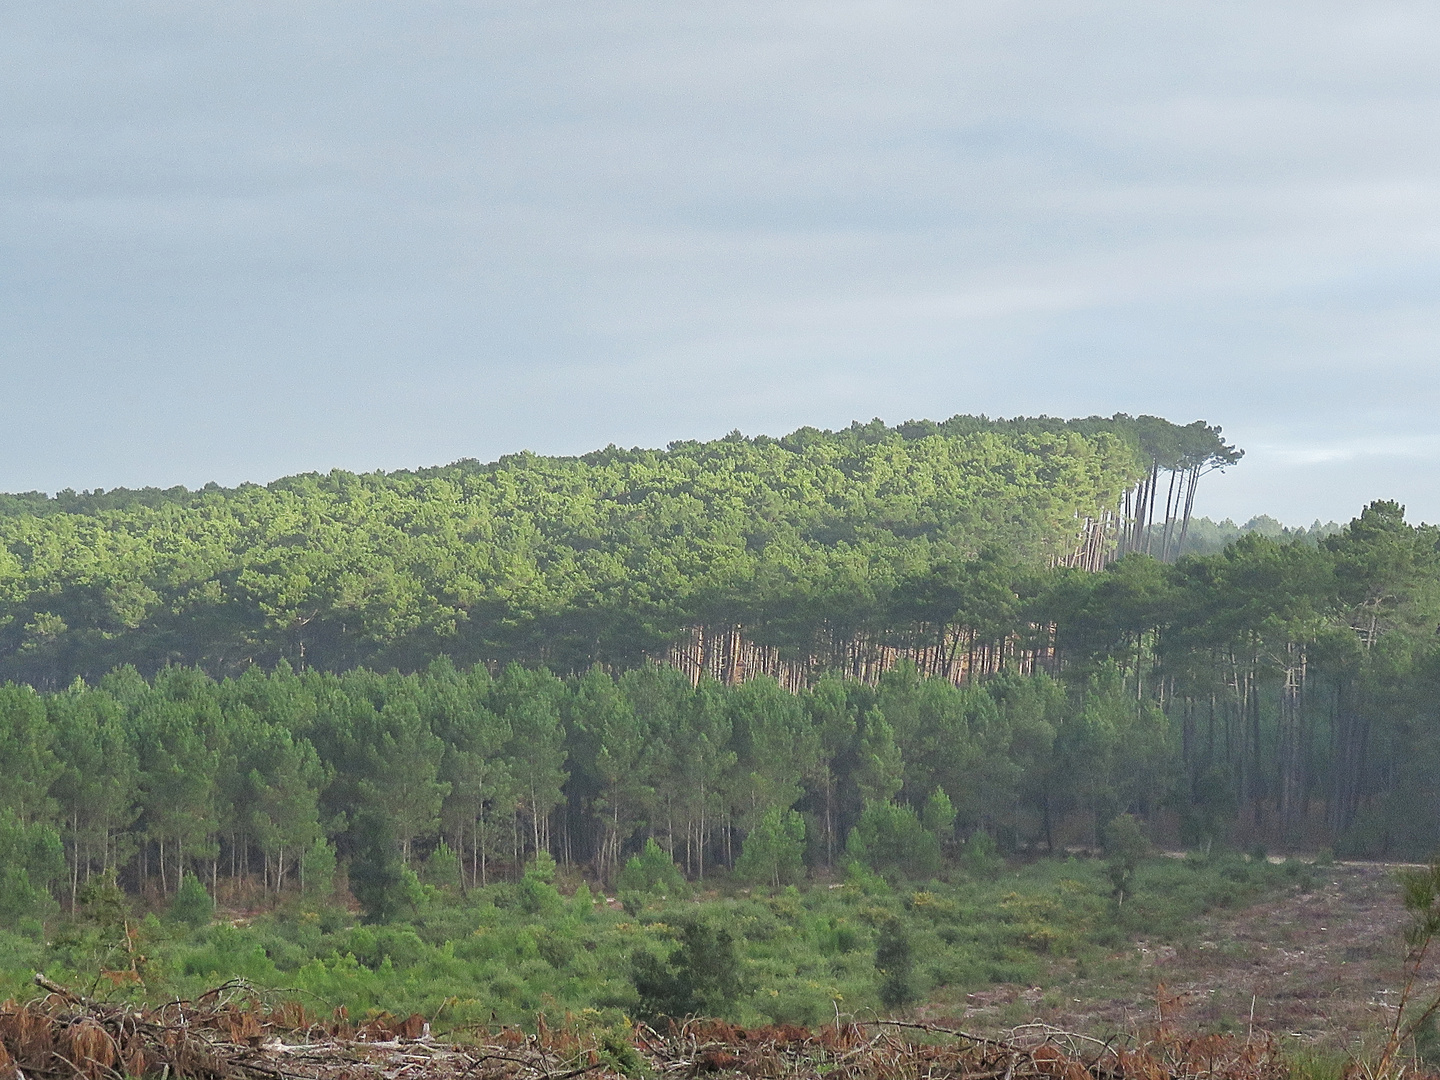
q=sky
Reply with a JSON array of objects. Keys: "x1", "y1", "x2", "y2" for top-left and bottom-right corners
[{"x1": 3, "y1": 2, "x2": 1439, "y2": 526}]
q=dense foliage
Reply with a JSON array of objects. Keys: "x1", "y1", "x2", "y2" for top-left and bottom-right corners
[
  {"x1": 0, "y1": 415, "x2": 1211, "y2": 685},
  {"x1": 2, "y1": 491, "x2": 1440, "y2": 932},
  {"x1": 0, "y1": 655, "x2": 1170, "y2": 913}
]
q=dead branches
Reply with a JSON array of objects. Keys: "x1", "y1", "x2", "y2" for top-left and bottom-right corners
[{"x1": 0, "y1": 978, "x2": 1292, "y2": 1080}]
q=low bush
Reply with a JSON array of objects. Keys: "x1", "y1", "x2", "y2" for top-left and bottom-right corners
[{"x1": 8, "y1": 851, "x2": 1304, "y2": 1031}]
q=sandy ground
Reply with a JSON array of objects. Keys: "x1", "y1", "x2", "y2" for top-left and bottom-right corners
[{"x1": 950, "y1": 862, "x2": 1438, "y2": 1053}]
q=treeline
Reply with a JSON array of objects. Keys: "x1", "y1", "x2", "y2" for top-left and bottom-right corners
[
  {"x1": 1163, "y1": 515, "x2": 1342, "y2": 559},
  {"x1": 1047, "y1": 499, "x2": 1440, "y2": 855},
  {"x1": 0, "y1": 414, "x2": 1236, "y2": 687},
  {"x1": 0, "y1": 654, "x2": 1165, "y2": 917},
  {"x1": 4, "y1": 497, "x2": 1440, "y2": 919}
]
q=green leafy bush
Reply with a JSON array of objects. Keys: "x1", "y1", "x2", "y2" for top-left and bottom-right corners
[
  {"x1": 424, "y1": 842, "x2": 462, "y2": 890},
  {"x1": 0, "y1": 811, "x2": 62, "y2": 922},
  {"x1": 875, "y1": 919, "x2": 918, "y2": 1011},
  {"x1": 1103, "y1": 813, "x2": 1149, "y2": 904},
  {"x1": 519, "y1": 854, "x2": 566, "y2": 916},
  {"x1": 959, "y1": 831, "x2": 1002, "y2": 878},
  {"x1": 350, "y1": 811, "x2": 406, "y2": 923},
  {"x1": 303, "y1": 838, "x2": 338, "y2": 897},
  {"x1": 846, "y1": 801, "x2": 941, "y2": 880}
]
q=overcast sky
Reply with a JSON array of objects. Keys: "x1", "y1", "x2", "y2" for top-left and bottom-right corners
[{"x1": 4, "y1": 2, "x2": 1439, "y2": 525}]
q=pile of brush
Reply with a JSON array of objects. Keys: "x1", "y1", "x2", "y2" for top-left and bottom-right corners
[
  {"x1": 1, "y1": 975, "x2": 1294, "y2": 1080},
  {"x1": 1, "y1": 976, "x2": 291, "y2": 1080},
  {"x1": 634, "y1": 1018, "x2": 1291, "y2": 1080},
  {"x1": 0, "y1": 976, "x2": 469, "y2": 1080}
]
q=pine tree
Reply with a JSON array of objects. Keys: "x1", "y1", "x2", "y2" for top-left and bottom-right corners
[
  {"x1": 349, "y1": 810, "x2": 406, "y2": 923},
  {"x1": 875, "y1": 919, "x2": 918, "y2": 1011},
  {"x1": 170, "y1": 872, "x2": 214, "y2": 928},
  {"x1": 734, "y1": 807, "x2": 806, "y2": 888}
]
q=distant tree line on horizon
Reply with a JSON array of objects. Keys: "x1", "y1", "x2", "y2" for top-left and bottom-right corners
[{"x1": 1165, "y1": 514, "x2": 1342, "y2": 558}]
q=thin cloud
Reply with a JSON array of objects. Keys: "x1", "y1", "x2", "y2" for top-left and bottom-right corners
[{"x1": 1261, "y1": 435, "x2": 1440, "y2": 467}]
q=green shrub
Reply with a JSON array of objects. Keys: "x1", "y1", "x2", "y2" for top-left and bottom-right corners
[
  {"x1": 169, "y1": 872, "x2": 215, "y2": 929},
  {"x1": 570, "y1": 881, "x2": 596, "y2": 915},
  {"x1": 846, "y1": 801, "x2": 941, "y2": 880},
  {"x1": 631, "y1": 918, "x2": 743, "y2": 1021},
  {"x1": 76, "y1": 871, "x2": 130, "y2": 930},
  {"x1": 422, "y1": 842, "x2": 461, "y2": 889},
  {"x1": 922, "y1": 790, "x2": 956, "y2": 848},
  {"x1": 875, "y1": 918, "x2": 918, "y2": 1011},
  {"x1": 534, "y1": 927, "x2": 577, "y2": 969},
  {"x1": 769, "y1": 988, "x2": 827, "y2": 1027},
  {"x1": 960, "y1": 831, "x2": 1003, "y2": 878},
  {"x1": 180, "y1": 925, "x2": 284, "y2": 982},
  {"x1": 519, "y1": 854, "x2": 566, "y2": 916},
  {"x1": 617, "y1": 839, "x2": 685, "y2": 896},
  {"x1": 1102, "y1": 814, "x2": 1149, "y2": 904},
  {"x1": 302, "y1": 839, "x2": 338, "y2": 897},
  {"x1": 345, "y1": 925, "x2": 427, "y2": 969},
  {"x1": 819, "y1": 917, "x2": 859, "y2": 955},
  {"x1": 349, "y1": 811, "x2": 406, "y2": 923},
  {"x1": 0, "y1": 811, "x2": 62, "y2": 922},
  {"x1": 735, "y1": 808, "x2": 806, "y2": 887}
]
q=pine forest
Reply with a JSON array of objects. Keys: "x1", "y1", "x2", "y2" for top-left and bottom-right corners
[{"x1": 2, "y1": 414, "x2": 1439, "y2": 1041}]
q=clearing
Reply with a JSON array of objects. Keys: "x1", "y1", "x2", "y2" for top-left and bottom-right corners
[{"x1": 951, "y1": 861, "x2": 1432, "y2": 1054}]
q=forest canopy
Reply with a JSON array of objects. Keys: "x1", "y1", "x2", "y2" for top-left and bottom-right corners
[
  {"x1": 6, "y1": 413, "x2": 1440, "y2": 924},
  {"x1": 4, "y1": 493, "x2": 1440, "y2": 936},
  {"x1": 0, "y1": 413, "x2": 1234, "y2": 686}
]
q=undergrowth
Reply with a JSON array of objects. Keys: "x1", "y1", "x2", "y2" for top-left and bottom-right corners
[{"x1": 4, "y1": 853, "x2": 1309, "y2": 1032}]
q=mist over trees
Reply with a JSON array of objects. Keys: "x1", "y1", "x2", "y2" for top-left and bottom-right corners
[{"x1": 1162, "y1": 515, "x2": 1342, "y2": 559}]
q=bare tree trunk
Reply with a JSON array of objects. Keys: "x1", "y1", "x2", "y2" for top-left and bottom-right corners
[
  {"x1": 1249, "y1": 664, "x2": 1263, "y2": 830},
  {"x1": 1278, "y1": 644, "x2": 1308, "y2": 839},
  {"x1": 1142, "y1": 461, "x2": 1160, "y2": 554},
  {"x1": 1159, "y1": 468, "x2": 1180, "y2": 560},
  {"x1": 1328, "y1": 676, "x2": 1368, "y2": 839},
  {"x1": 1176, "y1": 465, "x2": 1201, "y2": 554},
  {"x1": 69, "y1": 813, "x2": 80, "y2": 910}
]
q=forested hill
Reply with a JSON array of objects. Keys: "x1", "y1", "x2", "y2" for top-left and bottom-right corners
[{"x1": 0, "y1": 414, "x2": 1229, "y2": 686}]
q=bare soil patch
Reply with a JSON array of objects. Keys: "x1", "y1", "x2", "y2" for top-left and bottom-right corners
[{"x1": 949, "y1": 862, "x2": 1436, "y2": 1053}]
